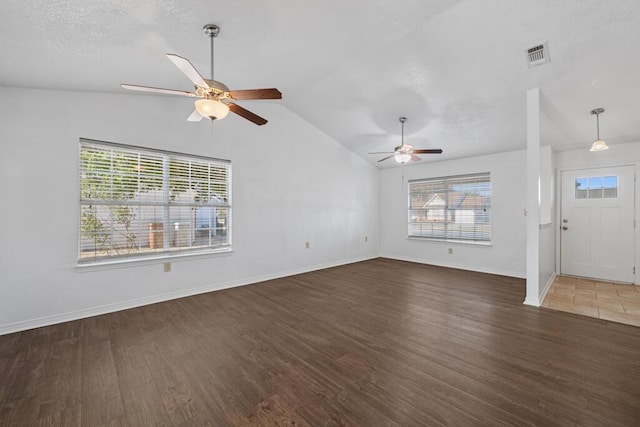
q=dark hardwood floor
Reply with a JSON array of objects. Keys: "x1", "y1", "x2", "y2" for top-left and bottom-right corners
[{"x1": 1, "y1": 258, "x2": 640, "y2": 426}]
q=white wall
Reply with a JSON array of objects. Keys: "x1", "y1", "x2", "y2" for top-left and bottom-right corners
[
  {"x1": 379, "y1": 150, "x2": 527, "y2": 278},
  {"x1": 0, "y1": 86, "x2": 379, "y2": 334},
  {"x1": 555, "y1": 141, "x2": 640, "y2": 284}
]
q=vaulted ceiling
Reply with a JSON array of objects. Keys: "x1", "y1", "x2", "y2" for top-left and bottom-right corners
[{"x1": 2, "y1": 0, "x2": 639, "y2": 167}]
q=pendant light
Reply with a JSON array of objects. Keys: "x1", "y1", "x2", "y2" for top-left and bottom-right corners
[{"x1": 589, "y1": 108, "x2": 608, "y2": 152}]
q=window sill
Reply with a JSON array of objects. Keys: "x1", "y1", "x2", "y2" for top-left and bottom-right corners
[
  {"x1": 76, "y1": 248, "x2": 233, "y2": 272},
  {"x1": 407, "y1": 237, "x2": 492, "y2": 247}
]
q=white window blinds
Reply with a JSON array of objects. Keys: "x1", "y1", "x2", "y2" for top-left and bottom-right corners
[
  {"x1": 79, "y1": 139, "x2": 231, "y2": 264},
  {"x1": 408, "y1": 173, "x2": 491, "y2": 242}
]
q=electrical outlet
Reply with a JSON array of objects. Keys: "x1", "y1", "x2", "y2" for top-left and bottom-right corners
[
  {"x1": 448, "y1": 248, "x2": 453, "y2": 255},
  {"x1": 305, "y1": 241, "x2": 310, "y2": 249},
  {"x1": 164, "y1": 262, "x2": 171, "y2": 272}
]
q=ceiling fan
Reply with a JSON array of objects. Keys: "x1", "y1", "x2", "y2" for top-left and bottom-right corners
[
  {"x1": 121, "y1": 24, "x2": 282, "y2": 125},
  {"x1": 368, "y1": 117, "x2": 443, "y2": 163}
]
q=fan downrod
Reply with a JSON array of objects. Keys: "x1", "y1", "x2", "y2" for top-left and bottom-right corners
[{"x1": 203, "y1": 24, "x2": 220, "y2": 38}]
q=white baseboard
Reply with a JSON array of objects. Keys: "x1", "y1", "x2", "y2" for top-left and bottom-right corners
[
  {"x1": 0, "y1": 255, "x2": 377, "y2": 336},
  {"x1": 523, "y1": 272, "x2": 556, "y2": 307},
  {"x1": 380, "y1": 253, "x2": 526, "y2": 279},
  {"x1": 523, "y1": 296, "x2": 541, "y2": 307}
]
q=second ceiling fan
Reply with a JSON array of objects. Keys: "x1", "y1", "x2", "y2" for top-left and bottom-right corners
[
  {"x1": 121, "y1": 24, "x2": 281, "y2": 125},
  {"x1": 369, "y1": 117, "x2": 443, "y2": 163}
]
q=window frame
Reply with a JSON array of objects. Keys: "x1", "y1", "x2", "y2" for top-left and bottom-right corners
[
  {"x1": 408, "y1": 172, "x2": 491, "y2": 244},
  {"x1": 78, "y1": 138, "x2": 232, "y2": 266}
]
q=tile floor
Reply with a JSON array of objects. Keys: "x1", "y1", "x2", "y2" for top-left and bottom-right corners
[{"x1": 542, "y1": 275, "x2": 640, "y2": 327}]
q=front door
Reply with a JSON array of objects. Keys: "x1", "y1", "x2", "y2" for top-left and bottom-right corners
[{"x1": 560, "y1": 166, "x2": 635, "y2": 283}]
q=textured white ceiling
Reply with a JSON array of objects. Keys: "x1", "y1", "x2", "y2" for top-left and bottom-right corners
[{"x1": 2, "y1": 0, "x2": 639, "y2": 167}]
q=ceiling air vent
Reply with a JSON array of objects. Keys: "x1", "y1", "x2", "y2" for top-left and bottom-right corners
[{"x1": 526, "y1": 41, "x2": 549, "y2": 68}]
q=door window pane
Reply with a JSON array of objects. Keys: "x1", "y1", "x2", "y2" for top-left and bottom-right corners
[
  {"x1": 575, "y1": 175, "x2": 618, "y2": 199},
  {"x1": 575, "y1": 177, "x2": 588, "y2": 199},
  {"x1": 603, "y1": 176, "x2": 618, "y2": 198},
  {"x1": 588, "y1": 177, "x2": 603, "y2": 198}
]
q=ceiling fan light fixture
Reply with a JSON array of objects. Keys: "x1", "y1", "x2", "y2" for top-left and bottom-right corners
[
  {"x1": 589, "y1": 108, "x2": 608, "y2": 152},
  {"x1": 195, "y1": 98, "x2": 229, "y2": 120},
  {"x1": 394, "y1": 118, "x2": 411, "y2": 163},
  {"x1": 394, "y1": 152, "x2": 411, "y2": 164},
  {"x1": 368, "y1": 116, "x2": 442, "y2": 164},
  {"x1": 120, "y1": 23, "x2": 280, "y2": 126}
]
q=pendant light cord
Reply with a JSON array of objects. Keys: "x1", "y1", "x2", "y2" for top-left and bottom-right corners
[{"x1": 596, "y1": 112, "x2": 600, "y2": 139}]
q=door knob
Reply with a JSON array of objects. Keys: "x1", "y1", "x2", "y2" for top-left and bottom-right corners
[{"x1": 562, "y1": 226, "x2": 568, "y2": 230}]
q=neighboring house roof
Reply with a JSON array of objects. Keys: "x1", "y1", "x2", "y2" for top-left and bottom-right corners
[
  {"x1": 458, "y1": 195, "x2": 489, "y2": 209},
  {"x1": 415, "y1": 192, "x2": 489, "y2": 209}
]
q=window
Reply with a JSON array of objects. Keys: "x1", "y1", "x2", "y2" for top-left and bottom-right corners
[
  {"x1": 575, "y1": 175, "x2": 618, "y2": 199},
  {"x1": 79, "y1": 139, "x2": 231, "y2": 264},
  {"x1": 408, "y1": 173, "x2": 491, "y2": 242}
]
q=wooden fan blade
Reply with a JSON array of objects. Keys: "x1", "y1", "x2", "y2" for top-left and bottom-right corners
[
  {"x1": 166, "y1": 54, "x2": 209, "y2": 88},
  {"x1": 412, "y1": 149, "x2": 443, "y2": 154},
  {"x1": 187, "y1": 109, "x2": 203, "y2": 122},
  {"x1": 121, "y1": 84, "x2": 197, "y2": 97},
  {"x1": 410, "y1": 155, "x2": 422, "y2": 162},
  {"x1": 228, "y1": 103, "x2": 268, "y2": 126},
  {"x1": 377, "y1": 155, "x2": 394, "y2": 163},
  {"x1": 228, "y1": 88, "x2": 282, "y2": 100}
]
